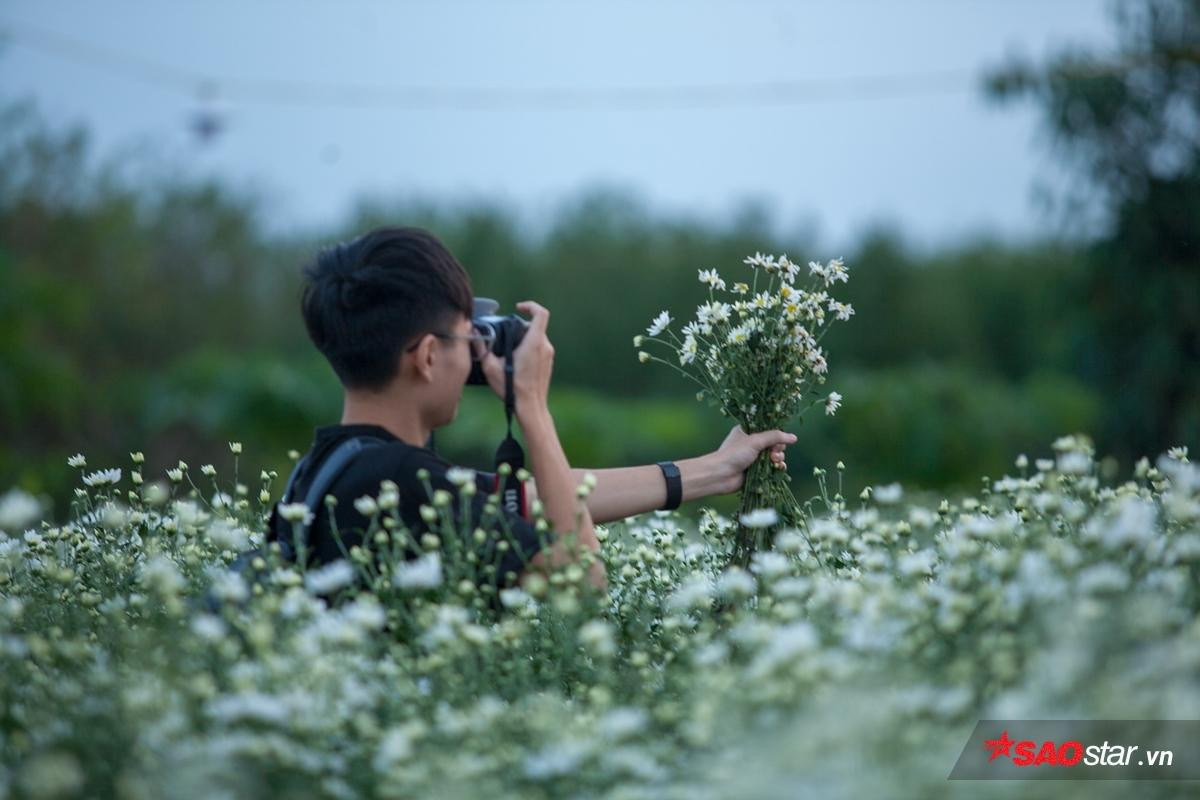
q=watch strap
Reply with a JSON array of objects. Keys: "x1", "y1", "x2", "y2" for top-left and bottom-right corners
[{"x1": 656, "y1": 460, "x2": 682, "y2": 511}]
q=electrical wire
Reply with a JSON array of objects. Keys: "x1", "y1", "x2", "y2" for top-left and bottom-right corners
[{"x1": 0, "y1": 19, "x2": 981, "y2": 112}]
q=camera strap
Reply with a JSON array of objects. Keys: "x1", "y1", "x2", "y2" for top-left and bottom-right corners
[{"x1": 492, "y1": 333, "x2": 529, "y2": 519}]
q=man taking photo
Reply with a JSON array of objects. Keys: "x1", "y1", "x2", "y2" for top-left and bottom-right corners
[{"x1": 271, "y1": 225, "x2": 796, "y2": 595}]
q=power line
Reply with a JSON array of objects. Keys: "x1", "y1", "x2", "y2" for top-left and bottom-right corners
[{"x1": 0, "y1": 19, "x2": 981, "y2": 112}]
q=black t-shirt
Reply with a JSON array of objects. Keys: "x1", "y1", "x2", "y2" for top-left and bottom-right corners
[{"x1": 268, "y1": 423, "x2": 549, "y2": 589}]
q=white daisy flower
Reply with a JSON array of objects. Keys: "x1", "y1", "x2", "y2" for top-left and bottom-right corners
[
  {"x1": 680, "y1": 335, "x2": 698, "y2": 365},
  {"x1": 697, "y1": 269, "x2": 726, "y2": 290},
  {"x1": 646, "y1": 310, "x2": 672, "y2": 336},
  {"x1": 778, "y1": 254, "x2": 801, "y2": 283},
  {"x1": 82, "y1": 468, "x2": 122, "y2": 488},
  {"x1": 828, "y1": 300, "x2": 855, "y2": 321},
  {"x1": 827, "y1": 257, "x2": 849, "y2": 283},
  {"x1": 67, "y1": 454, "x2": 87, "y2": 468},
  {"x1": 825, "y1": 391, "x2": 843, "y2": 415},
  {"x1": 743, "y1": 251, "x2": 770, "y2": 269}
]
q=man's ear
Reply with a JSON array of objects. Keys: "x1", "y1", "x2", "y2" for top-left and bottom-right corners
[{"x1": 405, "y1": 334, "x2": 437, "y2": 383}]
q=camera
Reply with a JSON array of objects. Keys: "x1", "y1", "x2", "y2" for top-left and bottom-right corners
[{"x1": 466, "y1": 297, "x2": 529, "y2": 386}]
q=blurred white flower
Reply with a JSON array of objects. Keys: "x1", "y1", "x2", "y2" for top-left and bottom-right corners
[
  {"x1": 717, "y1": 566, "x2": 756, "y2": 599},
  {"x1": 278, "y1": 502, "x2": 314, "y2": 526},
  {"x1": 305, "y1": 560, "x2": 357, "y2": 595},
  {"x1": 393, "y1": 553, "x2": 443, "y2": 590},
  {"x1": 0, "y1": 489, "x2": 41, "y2": 532},
  {"x1": 749, "y1": 551, "x2": 791, "y2": 580},
  {"x1": 67, "y1": 454, "x2": 86, "y2": 468},
  {"x1": 446, "y1": 467, "x2": 476, "y2": 487},
  {"x1": 206, "y1": 519, "x2": 250, "y2": 551},
  {"x1": 374, "y1": 727, "x2": 415, "y2": 772},
  {"x1": 579, "y1": 620, "x2": 617, "y2": 658},
  {"x1": 1056, "y1": 451, "x2": 1091, "y2": 475},
  {"x1": 873, "y1": 483, "x2": 903, "y2": 504},
  {"x1": 1076, "y1": 562, "x2": 1130, "y2": 595},
  {"x1": 668, "y1": 574, "x2": 713, "y2": 612},
  {"x1": 739, "y1": 508, "x2": 778, "y2": 528}
]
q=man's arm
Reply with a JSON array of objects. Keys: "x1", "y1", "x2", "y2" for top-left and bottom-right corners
[
  {"x1": 566, "y1": 459, "x2": 729, "y2": 524},
  {"x1": 524, "y1": 425, "x2": 796, "y2": 524},
  {"x1": 518, "y1": 405, "x2": 606, "y2": 590}
]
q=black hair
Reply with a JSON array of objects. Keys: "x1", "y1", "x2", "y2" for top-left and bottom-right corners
[{"x1": 300, "y1": 226, "x2": 474, "y2": 390}]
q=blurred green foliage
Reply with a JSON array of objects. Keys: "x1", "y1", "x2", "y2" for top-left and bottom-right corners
[
  {"x1": 3, "y1": 0, "x2": 1196, "y2": 524},
  {"x1": 985, "y1": 0, "x2": 1200, "y2": 467}
]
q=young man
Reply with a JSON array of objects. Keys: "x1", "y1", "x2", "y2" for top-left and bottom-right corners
[{"x1": 278, "y1": 225, "x2": 796, "y2": 593}]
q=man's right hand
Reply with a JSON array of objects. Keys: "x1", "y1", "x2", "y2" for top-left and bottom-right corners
[{"x1": 479, "y1": 300, "x2": 554, "y2": 416}]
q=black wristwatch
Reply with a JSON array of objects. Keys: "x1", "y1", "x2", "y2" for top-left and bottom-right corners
[{"x1": 656, "y1": 460, "x2": 682, "y2": 510}]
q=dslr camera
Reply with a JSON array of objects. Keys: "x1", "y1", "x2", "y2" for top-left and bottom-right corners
[{"x1": 467, "y1": 297, "x2": 529, "y2": 386}]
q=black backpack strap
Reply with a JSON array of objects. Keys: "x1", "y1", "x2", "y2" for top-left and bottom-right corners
[
  {"x1": 280, "y1": 452, "x2": 313, "y2": 505},
  {"x1": 274, "y1": 435, "x2": 387, "y2": 558}
]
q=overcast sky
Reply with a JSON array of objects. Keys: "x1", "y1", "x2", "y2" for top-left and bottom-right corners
[{"x1": 1, "y1": 1, "x2": 1115, "y2": 249}]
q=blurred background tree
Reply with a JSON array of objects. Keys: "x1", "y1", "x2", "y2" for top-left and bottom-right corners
[
  {"x1": 986, "y1": 0, "x2": 1200, "y2": 468},
  {"x1": 2, "y1": 0, "x2": 1196, "y2": 521}
]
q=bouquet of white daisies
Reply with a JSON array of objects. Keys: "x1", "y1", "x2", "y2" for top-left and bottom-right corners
[{"x1": 635, "y1": 252, "x2": 853, "y2": 565}]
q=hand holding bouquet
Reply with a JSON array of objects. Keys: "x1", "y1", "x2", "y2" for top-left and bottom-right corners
[{"x1": 636, "y1": 252, "x2": 853, "y2": 566}]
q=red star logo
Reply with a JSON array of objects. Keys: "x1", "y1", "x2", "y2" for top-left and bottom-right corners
[{"x1": 984, "y1": 729, "x2": 1015, "y2": 761}]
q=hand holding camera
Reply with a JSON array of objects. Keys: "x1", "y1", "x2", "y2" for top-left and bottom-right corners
[{"x1": 472, "y1": 298, "x2": 553, "y2": 417}]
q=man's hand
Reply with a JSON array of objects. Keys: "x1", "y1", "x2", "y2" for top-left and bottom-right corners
[
  {"x1": 710, "y1": 425, "x2": 797, "y2": 494},
  {"x1": 478, "y1": 300, "x2": 554, "y2": 416}
]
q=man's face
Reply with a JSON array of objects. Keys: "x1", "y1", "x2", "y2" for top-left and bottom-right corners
[{"x1": 434, "y1": 314, "x2": 479, "y2": 422}]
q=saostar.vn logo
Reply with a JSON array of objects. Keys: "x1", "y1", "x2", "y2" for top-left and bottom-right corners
[{"x1": 984, "y1": 729, "x2": 1173, "y2": 768}]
